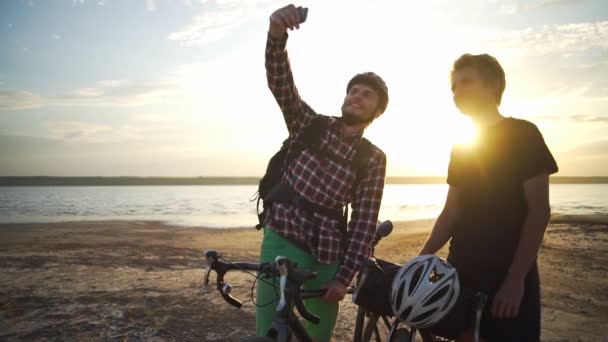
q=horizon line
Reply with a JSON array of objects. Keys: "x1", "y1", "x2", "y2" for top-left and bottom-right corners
[{"x1": 1, "y1": 176, "x2": 607, "y2": 186}]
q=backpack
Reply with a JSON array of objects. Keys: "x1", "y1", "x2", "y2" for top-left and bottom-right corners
[{"x1": 254, "y1": 115, "x2": 372, "y2": 234}]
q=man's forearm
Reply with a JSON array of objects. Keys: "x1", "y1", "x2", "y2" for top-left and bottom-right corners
[
  {"x1": 506, "y1": 207, "x2": 551, "y2": 282},
  {"x1": 265, "y1": 32, "x2": 305, "y2": 134},
  {"x1": 419, "y1": 213, "x2": 453, "y2": 255}
]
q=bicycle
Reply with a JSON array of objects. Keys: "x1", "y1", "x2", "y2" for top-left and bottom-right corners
[
  {"x1": 203, "y1": 221, "x2": 395, "y2": 342},
  {"x1": 203, "y1": 220, "x2": 487, "y2": 342}
]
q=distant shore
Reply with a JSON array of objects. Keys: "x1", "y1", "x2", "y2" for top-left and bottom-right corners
[{"x1": 1, "y1": 176, "x2": 607, "y2": 186}]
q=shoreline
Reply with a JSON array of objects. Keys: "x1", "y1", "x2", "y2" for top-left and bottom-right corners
[
  {"x1": 1, "y1": 213, "x2": 607, "y2": 230},
  {"x1": 2, "y1": 176, "x2": 608, "y2": 186}
]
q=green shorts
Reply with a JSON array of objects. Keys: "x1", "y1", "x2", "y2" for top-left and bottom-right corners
[{"x1": 256, "y1": 227, "x2": 340, "y2": 342}]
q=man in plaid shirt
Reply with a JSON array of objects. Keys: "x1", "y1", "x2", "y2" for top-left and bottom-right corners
[{"x1": 256, "y1": 4, "x2": 389, "y2": 341}]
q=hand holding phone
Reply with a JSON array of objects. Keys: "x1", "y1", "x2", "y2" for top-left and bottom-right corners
[
  {"x1": 296, "y1": 6, "x2": 308, "y2": 23},
  {"x1": 269, "y1": 4, "x2": 309, "y2": 38}
]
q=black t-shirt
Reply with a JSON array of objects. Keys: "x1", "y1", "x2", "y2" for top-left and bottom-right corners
[{"x1": 446, "y1": 117, "x2": 558, "y2": 293}]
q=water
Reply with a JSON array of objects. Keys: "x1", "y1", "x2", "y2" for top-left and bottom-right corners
[{"x1": 0, "y1": 184, "x2": 606, "y2": 228}]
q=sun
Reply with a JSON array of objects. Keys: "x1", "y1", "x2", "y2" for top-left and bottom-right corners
[
  {"x1": 372, "y1": 109, "x2": 478, "y2": 176},
  {"x1": 450, "y1": 117, "x2": 478, "y2": 146}
]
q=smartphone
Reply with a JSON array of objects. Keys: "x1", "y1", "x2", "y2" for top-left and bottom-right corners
[{"x1": 297, "y1": 6, "x2": 308, "y2": 23}]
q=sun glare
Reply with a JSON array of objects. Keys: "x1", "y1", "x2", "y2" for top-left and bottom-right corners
[{"x1": 452, "y1": 118, "x2": 478, "y2": 146}]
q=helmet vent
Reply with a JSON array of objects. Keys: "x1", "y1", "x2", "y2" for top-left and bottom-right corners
[
  {"x1": 424, "y1": 283, "x2": 449, "y2": 306},
  {"x1": 409, "y1": 266, "x2": 424, "y2": 294}
]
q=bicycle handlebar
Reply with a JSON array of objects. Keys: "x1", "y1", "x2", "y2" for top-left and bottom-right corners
[
  {"x1": 203, "y1": 220, "x2": 393, "y2": 325},
  {"x1": 204, "y1": 249, "x2": 325, "y2": 323},
  {"x1": 204, "y1": 249, "x2": 266, "y2": 308}
]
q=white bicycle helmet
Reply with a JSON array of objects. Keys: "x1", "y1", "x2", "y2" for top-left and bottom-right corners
[{"x1": 390, "y1": 255, "x2": 460, "y2": 328}]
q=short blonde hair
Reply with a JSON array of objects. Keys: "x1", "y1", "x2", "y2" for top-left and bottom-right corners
[{"x1": 451, "y1": 54, "x2": 506, "y2": 105}]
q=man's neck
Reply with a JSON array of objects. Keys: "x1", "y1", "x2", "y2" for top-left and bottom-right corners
[
  {"x1": 469, "y1": 106, "x2": 505, "y2": 129},
  {"x1": 340, "y1": 122, "x2": 365, "y2": 139}
]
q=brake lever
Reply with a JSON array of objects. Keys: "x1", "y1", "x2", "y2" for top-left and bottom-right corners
[{"x1": 275, "y1": 256, "x2": 288, "y2": 312}]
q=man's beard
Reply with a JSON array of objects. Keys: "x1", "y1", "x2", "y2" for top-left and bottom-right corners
[{"x1": 341, "y1": 109, "x2": 375, "y2": 126}]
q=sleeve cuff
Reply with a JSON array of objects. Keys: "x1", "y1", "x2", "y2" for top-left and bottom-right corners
[{"x1": 335, "y1": 266, "x2": 355, "y2": 287}]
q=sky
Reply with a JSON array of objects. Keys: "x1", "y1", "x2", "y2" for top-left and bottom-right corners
[{"x1": 0, "y1": 0, "x2": 607, "y2": 177}]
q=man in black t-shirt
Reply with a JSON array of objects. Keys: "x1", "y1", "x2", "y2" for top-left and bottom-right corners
[{"x1": 419, "y1": 54, "x2": 558, "y2": 342}]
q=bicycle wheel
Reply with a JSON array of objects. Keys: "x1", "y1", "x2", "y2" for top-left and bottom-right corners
[
  {"x1": 353, "y1": 306, "x2": 367, "y2": 341},
  {"x1": 359, "y1": 311, "x2": 392, "y2": 342},
  {"x1": 391, "y1": 327, "x2": 445, "y2": 342},
  {"x1": 417, "y1": 329, "x2": 451, "y2": 342},
  {"x1": 239, "y1": 336, "x2": 275, "y2": 342},
  {"x1": 391, "y1": 328, "x2": 414, "y2": 342}
]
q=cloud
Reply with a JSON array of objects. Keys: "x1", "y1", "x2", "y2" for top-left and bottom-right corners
[
  {"x1": 569, "y1": 114, "x2": 608, "y2": 123},
  {"x1": 50, "y1": 79, "x2": 179, "y2": 107},
  {"x1": 129, "y1": 113, "x2": 177, "y2": 123},
  {"x1": 168, "y1": 0, "x2": 273, "y2": 46},
  {"x1": 51, "y1": 33, "x2": 61, "y2": 40},
  {"x1": 0, "y1": 90, "x2": 43, "y2": 110},
  {"x1": 487, "y1": 21, "x2": 608, "y2": 57},
  {"x1": 168, "y1": 9, "x2": 243, "y2": 46},
  {"x1": 146, "y1": 0, "x2": 156, "y2": 12},
  {"x1": 1, "y1": 78, "x2": 179, "y2": 110},
  {"x1": 536, "y1": 114, "x2": 608, "y2": 123},
  {"x1": 44, "y1": 121, "x2": 114, "y2": 141},
  {"x1": 564, "y1": 139, "x2": 608, "y2": 157},
  {"x1": 0, "y1": 129, "x2": 268, "y2": 177},
  {"x1": 499, "y1": 0, "x2": 581, "y2": 14},
  {"x1": 553, "y1": 139, "x2": 608, "y2": 175}
]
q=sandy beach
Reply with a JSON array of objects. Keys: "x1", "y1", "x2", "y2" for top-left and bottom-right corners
[{"x1": 0, "y1": 216, "x2": 606, "y2": 341}]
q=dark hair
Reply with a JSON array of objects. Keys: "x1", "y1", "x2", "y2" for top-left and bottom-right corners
[
  {"x1": 451, "y1": 54, "x2": 506, "y2": 105},
  {"x1": 347, "y1": 72, "x2": 389, "y2": 113}
]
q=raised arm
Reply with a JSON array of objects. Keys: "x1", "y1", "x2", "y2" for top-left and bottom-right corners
[{"x1": 266, "y1": 4, "x2": 316, "y2": 136}]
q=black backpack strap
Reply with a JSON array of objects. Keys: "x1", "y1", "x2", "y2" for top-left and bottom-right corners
[
  {"x1": 300, "y1": 115, "x2": 328, "y2": 150},
  {"x1": 352, "y1": 138, "x2": 373, "y2": 193},
  {"x1": 284, "y1": 115, "x2": 328, "y2": 168},
  {"x1": 340, "y1": 137, "x2": 373, "y2": 258}
]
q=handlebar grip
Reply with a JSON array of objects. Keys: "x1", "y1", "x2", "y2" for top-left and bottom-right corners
[
  {"x1": 221, "y1": 291, "x2": 243, "y2": 308},
  {"x1": 376, "y1": 220, "x2": 393, "y2": 238},
  {"x1": 219, "y1": 284, "x2": 243, "y2": 308}
]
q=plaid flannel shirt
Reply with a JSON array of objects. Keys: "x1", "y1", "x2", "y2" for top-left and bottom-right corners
[{"x1": 264, "y1": 32, "x2": 387, "y2": 286}]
